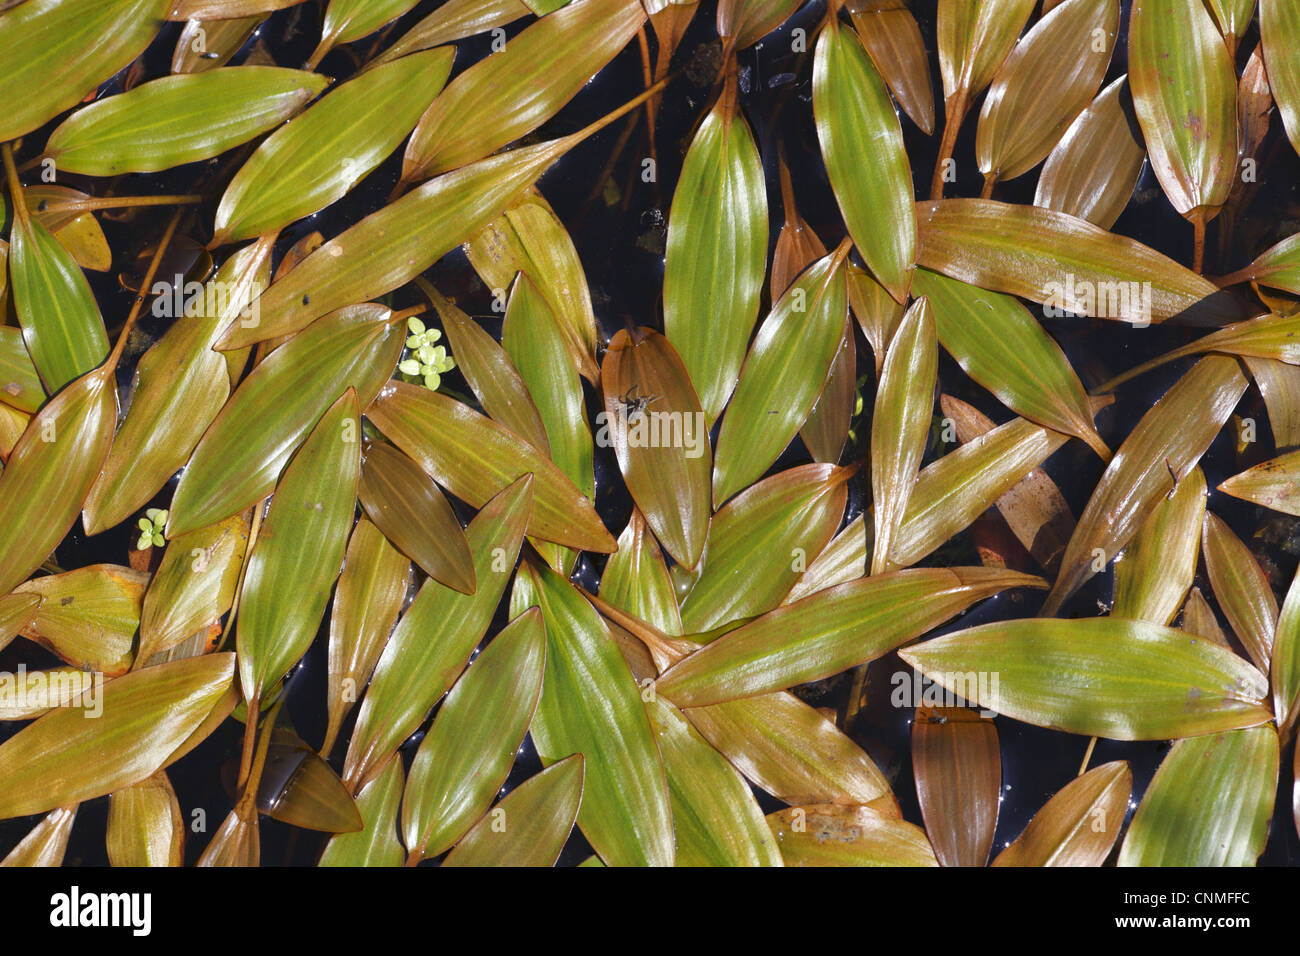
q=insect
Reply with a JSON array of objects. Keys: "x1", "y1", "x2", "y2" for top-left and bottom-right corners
[{"x1": 616, "y1": 385, "x2": 662, "y2": 421}]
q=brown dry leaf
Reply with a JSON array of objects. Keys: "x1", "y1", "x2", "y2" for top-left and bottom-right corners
[{"x1": 913, "y1": 706, "x2": 1001, "y2": 867}]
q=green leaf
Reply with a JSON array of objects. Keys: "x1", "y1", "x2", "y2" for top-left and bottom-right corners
[
  {"x1": 600, "y1": 510, "x2": 683, "y2": 636},
  {"x1": 647, "y1": 696, "x2": 782, "y2": 866},
  {"x1": 343, "y1": 476, "x2": 532, "y2": 791},
  {"x1": 441, "y1": 754, "x2": 584, "y2": 867},
  {"x1": 172, "y1": 15, "x2": 264, "y2": 73},
  {"x1": 900, "y1": 617, "x2": 1271, "y2": 740},
  {"x1": 713, "y1": 248, "x2": 850, "y2": 505},
  {"x1": 1219, "y1": 446, "x2": 1300, "y2": 516},
  {"x1": 365, "y1": 382, "x2": 614, "y2": 552},
  {"x1": 106, "y1": 772, "x2": 184, "y2": 868},
  {"x1": 9, "y1": 211, "x2": 109, "y2": 393},
  {"x1": 84, "y1": 236, "x2": 275, "y2": 534},
  {"x1": 0, "y1": 368, "x2": 116, "y2": 596},
  {"x1": 916, "y1": 198, "x2": 1233, "y2": 324},
  {"x1": 1, "y1": 806, "x2": 76, "y2": 867},
  {"x1": 0, "y1": 326, "x2": 46, "y2": 414},
  {"x1": 402, "y1": 0, "x2": 646, "y2": 179},
  {"x1": 0, "y1": 0, "x2": 168, "y2": 143},
  {"x1": 402, "y1": 608, "x2": 545, "y2": 862},
  {"x1": 323, "y1": 518, "x2": 410, "y2": 756},
  {"x1": 1044, "y1": 356, "x2": 1247, "y2": 613},
  {"x1": 767, "y1": 804, "x2": 938, "y2": 866},
  {"x1": 45, "y1": 67, "x2": 328, "y2": 176},
  {"x1": 13, "y1": 564, "x2": 146, "y2": 676},
  {"x1": 600, "y1": 327, "x2": 711, "y2": 568},
  {"x1": 318, "y1": 758, "x2": 405, "y2": 867},
  {"x1": 0, "y1": 653, "x2": 235, "y2": 820},
  {"x1": 515, "y1": 559, "x2": 674, "y2": 867},
  {"x1": 1119, "y1": 726, "x2": 1278, "y2": 866},
  {"x1": 236, "y1": 390, "x2": 360, "y2": 702},
  {"x1": 1202, "y1": 511, "x2": 1278, "y2": 673},
  {"x1": 658, "y1": 567, "x2": 1043, "y2": 708},
  {"x1": 913, "y1": 268, "x2": 1107, "y2": 458},
  {"x1": 213, "y1": 49, "x2": 454, "y2": 244},
  {"x1": 991, "y1": 761, "x2": 1130, "y2": 866},
  {"x1": 870, "y1": 296, "x2": 936, "y2": 574},
  {"x1": 0, "y1": 593, "x2": 42, "y2": 656},
  {"x1": 680, "y1": 463, "x2": 852, "y2": 633},
  {"x1": 358, "y1": 441, "x2": 475, "y2": 594},
  {"x1": 814, "y1": 19, "x2": 915, "y2": 302},
  {"x1": 663, "y1": 73, "x2": 767, "y2": 423},
  {"x1": 1129, "y1": 0, "x2": 1237, "y2": 221},
  {"x1": 716, "y1": 0, "x2": 801, "y2": 49},
  {"x1": 1262, "y1": 0, "x2": 1300, "y2": 159},
  {"x1": 168, "y1": 303, "x2": 402, "y2": 538},
  {"x1": 319, "y1": 0, "x2": 422, "y2": 52},
  {"x1": 373, "y1": 0, "x2": 531, "y2": 67},
  {"x1": 1110, "y1": 467, "x2": 1205, "y2": 625},
  {"x1": 785, "y1": 513, "x2": 870, "y2": 605}
]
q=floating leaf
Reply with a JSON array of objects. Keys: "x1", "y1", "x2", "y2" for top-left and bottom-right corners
[
  {"x1": 236, "y1": 390, "x2": 360, "y2": 703},
  {"x1": 975, "y1": 0, "x2": 1117, "y2": 186},
  {"x1": 717, "y1": 0, "x2": 801, "y2": 50},
  {"x1": 2, "y1": 806, "x2": 76, "y2": 867},
  {"x1": 0, "y1": 369, "x2": 116, "y2": 597},
  {"x1": 515, "y1": 559, "x2": 674, "y2": 867},
  {"x1": 659, "y1": 567, "x2": 1042, "y2": 708},
  {"x1": 172, "y1": 15, "x2": 263, "y2": 73},
  {"x1": 0, "y1": 593, "x2": 41, "y2": 656},
  {"x1": 358, "y1": 441, "x2": 475, "y2": 594},
  {"x1": 365, "y1": 382, "x2": 614, "y2": 551},
  {"x1": 317, "y1": 0, "x2": 423, "y2": 56},
  {"x1": 13, "y1": 565, "x2": 145, "y2": 676},
  {"x1": 0, "y1": 0, "x2": 168, "y2": 143},
  {"x1": 318, "y1": 758, "x2": 405, "y2": 867},
  {"x1": 442, "y1": 755, "x2": 584, "y2": 867},
  {"x1": 168, "y1": 304, "x2": 401, "y2": 538},
  {"x1": 1182, "y1": 587, "x2": 1230, "y2": 647},
  {"x1": 991, "y1": 761, "x2": 1131, "y2": 866},
  {"x1": 213, "y1": 49, "x2": 454, "y2": 244},
  {"x1": 1034, "y1": 76, "x2": 1145, "y2": 230},
  {"x1": 257, "y1": 732, "x2": 362, "y2": 833},
  {"x1": 847, "y1": 260, "x2": 905, "y2": 373},
  {"x1": 402, "y1": 0, "x2": 646, "y2": 179},
  {"x1": 343, "y1": 476, "x2": 532, "y2": 791},
  {"x1": 1202, "y1": 511, "x2": 1277, "y2": 673},
  {"x1": 663, "y1": 70, "x2": 767, "y2": 423},
  {"x1": 600, "y1": 510, "x2": 683, "y2": 636},
  {"x1": 870, "y1": 296, "x2": 936, "y2": 574},
  {"x1": 767, "y1": 804, "x2": 938, "y2": 866},
  {"x1": 0, "y1": 653, "x2": 234, "y2": 820},
  {"x1": 916, "y1": 199, "x2": 1231, "y2": 324},
  {"x1": 601, "y1": 327, "x2": 710, "y2": 569},
  {"x1": 901, "y1": 618, "x2": 1271, "y2": 740},
  {"x1": 402, "y1": 609, "x2": 545, "y2": 862},
  {"x1": 814, "y1": 18, "x2": 914, "y2": 302},
  {"x1": 45, "y1": 68, "x2": 328, "y2": 176},
  {"x1": 714, "y1": 248, "x2": 850, "y2": 506},
  {"x1": 106, "y1": 772, "x2": 184, "y2": 867},
  {"x1": 846, "y1": 0, "x2": 934, "y2": 135},
  {"x1": 0, "y1": 326, "x2": 45, "y2": 415},
  {"x1": 1110, "y1": 468, "x2": 1205, "y2": 625},
  {"x1": 168, "y1": 0, "x2": 307, "y2": 17},
  {"x1": 785, "y1": 514, "x2": 870, "y2": 605},
  {"x1": 913, "y1": 706, "x2": 1000, "y2": 867},
  {"x1": 1119, "y1": 726, "x2": 1278, "y2": 866},
  {"x1": 374, "y1": 0, "x2": 531, "y2": 66},
  {"x1": 1261, "y1": 0, "x2": 1300, "y2": 158},
  {"x1": 323, "y1": 519, "x2": 410, "y2": 757},
  {"x1": 1043, "y1": 356, "x2": 1247, "y2": 614}
]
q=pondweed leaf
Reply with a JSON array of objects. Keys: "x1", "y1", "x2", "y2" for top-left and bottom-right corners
[
  {"x1": 257, "y1": 734, "x2": 362, "y2": 834},
  {"x1": 441, "y1": 755, "x2": 584, "y2": 868},
  {"x1": 1208, "y1": 0, "x2": 1258, "y2": 56},
  {"x1": 784, "y1": 513, "x2": 870, "y2": 605},
  {"x1": 599, "y1": 510, "x2": 683, "y2": 636},
  {"x1": 814, "y1": 18, "x2": 914, "y2": 303},
  {"x1": 1110, "y1": 468, "x2": 1205, "y2": 626},
  {"x1": 372, "y1": 0, "x2": 531, "y2": 67},
  {"x1": 1219, "y1": 447, "x2": 1300, "y2": 516},
  {"x1": 318, "y1": 758, "x2": 405, "y2": 867},
  {"x1": 713, "y1": 246, "x2": 850, "y2": 506},
  {"x1": 913, "y1": 707, "x2": 1000, "y2": 868},
  {"x1": 1272, "y1": 565, "x2": 1300, "y2": 731},
  {"x1": 0, "y1": 326, "x2": 45, "y2": 415},
  {"x1": 45, "y1": 68, "x2": 328, "y2": 176},
  {"x1": 402, "y1": 609, "x2": 545, "y2": 862},
  {"x1": 172, "y1": 15, "x2": 263, "y2": 73},
  {"x1": 342, "y1": 476, "x2": 532, "y2": 791},
  {"x1": 316, "y1": 0, "x2": 423, "y2": 58},
  {"x1": 658, "y1": 567, "x2": 1043, "y2": 708},
  {"x1": 106, "y1": 772, "x2": 184, "y2": 868},
  {"x1": 236, "y1": 390, "x2": 359, "y2": 704},
  {"x1": 846, "y1": 261, "x2": 905, "y2": 374},
  {"x1": 1043, "y1": 356, "x2": 1247, "y2": 614},
  {"x1": 1261, "y1": 0, "x2": 1300, "y2": 158},
  {"x1": 1119, "y1": 726, "x2": 1278, "y2": 867},
  {"x1": 870, "y1": 296, "x2": 936, "y2": 574},
  {"x1": 0, "y1": 653, "x2": 235, "y2": 820},
  {"x1": 0, "y1": 594, "x2": 42, "y2": 656},
  {"x1": 901, "y1": 618, "x2": 1271, "y2": 740},
  {"x1": 0, "y1": 0, "x2": 168, "y2": 143},
  {"x1": 663, "y1": 70, "x2": 767, "y2": 424},
  {"x1": 1, "y1": 807, "x2": 76, "y2": 867},
  {"x1": 365, "y1": 382, "x2": 614, "y2": 551},
  {"x1": 975, "y1": 0, "x2": 1117, "y2": 187},
  {"x1": 1181, "y1": 586, "x2": 1230, "y2": 647},
  {"x1": 1202, "y1": 512, "x2": 1278, "y2": 674},
  {"x1": 401, "y1": 0, "x2": 646, "y2": 180},
  {"x1": 1034, "y1": 76, "x2": 1145, "y2": 230},
  {"x1": 913, "y1": 268, "x2": 1108, "y2": 458},
  {"x1": 767, "y1": 804, "x2": 938, "y2": 866},
  {"x1": 214, "y1": 49, "x2": 454, "y2": 244},
  {"x1": 13, "y1": 564, "x2": 146, "y2": 676},
  {"x1": 601, "y1": 327, "x2": 710, "y2": 569},
  {"x1": 991, "y1": 761, "x2": 1130, "y2": 866},
  {"x1": 0, "y1": 368, "x2": 116, "y2": 597},
  {"x1": 717, "y1": 0, "x2": 801, "y2": 51},
  {"x1": 168, "y1": 303, "x2": 402, "y2": 538},
  {"x1": 358, "y1": 441, "x2": 475, "y2": 594},
  {"x1": 167, "y1": 0, "x2": 307, "y2": 17},
  {"x1": 845, "y1": 0, "x2": 934, "y2": 135},
  {"x1": 322, "y1": 519, "x2": 410, "y2": 757}
]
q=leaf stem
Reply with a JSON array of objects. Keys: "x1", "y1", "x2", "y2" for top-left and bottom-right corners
[
  {"x1": 40, "y1": 194, "x2": 202, "y2": 214},
  {"x1": 106, "y1": 208, "x2": 183, "y2": 372},
  {"x1": 2, "y1": 142, "x2": 32, "y2": 231},
  {"x1": 930, "y1": 89, "x2": 969, "y2": 200}
]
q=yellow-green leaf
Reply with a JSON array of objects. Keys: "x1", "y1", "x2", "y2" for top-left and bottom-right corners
[
  {"x1": 318, "y1": 757, "x2": 405, "y2": 867},
  {"x1": 1202, "y1": 511, "x2": 1277, "y2": 673},
  {"x1": 991, "y1": 761, "x2": 1130, "y2": 866},
  {"x1": 106, "y1": 771, "x2": 183, "y2": 867},
  {"x1": 1111, "y1": 467, "x2": 1205, "y2": 625},
  {"x1": 768, "y1": 804, "x2": 938, "y2": 866},
  {"x1": 13, "y1": 564, "x2": 145, "y2": 676}
]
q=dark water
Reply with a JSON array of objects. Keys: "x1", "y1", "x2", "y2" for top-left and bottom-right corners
[{"x1": 2, "y1": 0, "x2": 1298, "y2": 866}]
